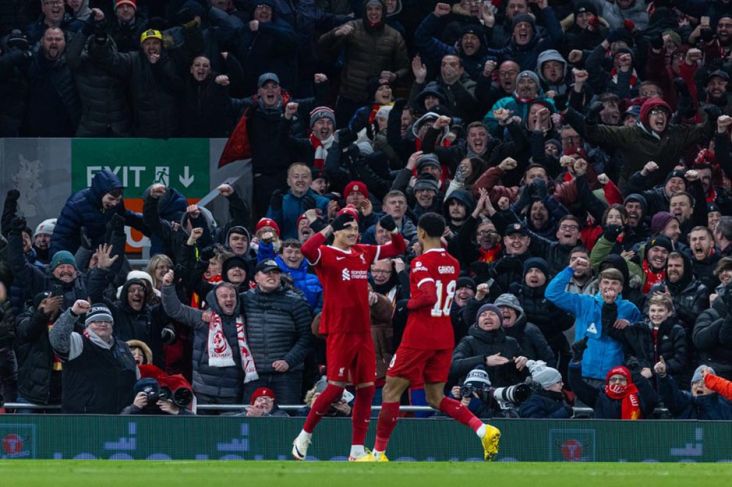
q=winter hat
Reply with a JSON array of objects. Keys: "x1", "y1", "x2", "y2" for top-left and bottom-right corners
[
  {"x1": 623, "y1": 193, "x2": 647, "y2": 213},
  {"x1": 503, "y1": 222, "x2": 528, "y2": 237},
  {"x1": 493, "y1": 293, "x2": 523, "y2": 314},
  {"x1": 624, "y1": 105, "x2": 641, "y2": 119},
  {"x1": 639, "y1": 97, "x2": 672, "y2": 127},
  {"x1": 309, "y1": 106, "x2": 336, "y2": 128},
  {"x1": 527, "y1": 360, "x2": 562, "y2": 389},
  {"x1": 574, "y1": 1, "x2": 597, "y2": 16},
  {"x1": 665, "y1": 169, "x2": 687, "y2": 184},
  {"x1": 50, "y1": 250, "x2": 77, "y2": 271},
  {"x1": 367, "y1": 77, "x2": 391, "y2": 101},
  {"x1": 647, "y1": 235, "x2": 673, "y2": 253},
  {"x1": 523, "y1": 257, "x2": 549, "y2": 277},
  {"x1": 34, "y1": 218, "x2": 56, "y2": 237},
  {"x1": 456, "y1": 276, "x2": 476, "y2": 292},
  {"x1": 463, "y1": 367, "x2": 492, "y2": 387},
  {"x1": 512, "y1": 13, "x2": 536, "y2": 31},
  {"x1": 255, "y1": 217, "x2": 280, "y2": 237},
  {"x1": 545, "y1": 138, "x2": 562, "y2": 154},
  {"x1": 417, "y1": 153, "x2": 441, "y2": 173},
  {"x1": 707, "y1": 70, "x2": 730, "y2": 84},
  {"x1": 691, "y1": 365, "x2": 715, "y2": 384},
  {"x1": 127, "y1": 339, "x2": 153, "y2": 364},
  {"x1": 222, "y1": 255, "x2": 249, "y2": 281},
  {"x1": 516, "y1": 70, "x2": 541, "y2": 88},
  {"x1": 413, "y1": 174, "x2": 440, "y2": 193},
  {"x1": 85, "y1": 304, "x2": 114, "y2": 327},
  {"x1": 115, "y1": 0, "x2": 137, "y2": 10},
  {"x1": 250, "y1": 386, "x2": 276, "y2": 405},
  {"x1": 133, "y1": 377, "x2": 159, "y2": 397},
  {"x1": 650, "y1": 212, "x2": 677, "y2": 235},
  {"x1": 343, "y1": 180, "x2": 369, "y2": 200},
  {"x1": 476, "y1": 303, "x2": 502, "y2": 325}
]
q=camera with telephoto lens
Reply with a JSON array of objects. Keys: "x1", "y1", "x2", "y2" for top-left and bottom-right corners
[
  {"x1": 141, "y1": 384, "x2": 159, "y2": 403},
  {"x1": 492, "y1": 383, "x2": 532, "y2": 409},
  {"x1": 461, "y1": 383, "x2": 492, "y2": 402}
]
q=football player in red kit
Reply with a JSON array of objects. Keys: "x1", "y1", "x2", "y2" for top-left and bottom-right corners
[
  {"x1": 292, "y1": 205, "x2": 406, "y2": 461},
  {"x1": 360, "y1": 212, "x2": 501, "y2": 462}
]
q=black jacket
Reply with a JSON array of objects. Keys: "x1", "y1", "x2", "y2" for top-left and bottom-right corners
[
  {"x1": 693, "y1": 295, "x2": 732, "y2": 380},
  {"x1": 657, "y1": 374, "x2": 732, "y2": 420},
  {"x1": 14, "y1": 308, "x2": 62, "y2": 405},
  {"x1": 451, "y1": 325, "x2": 527, "y2": 387},
  {"x1": 240, "y1": 285, "x2": 313, "y2": 374},
  {"x1": 24, "y1": 50, "x2": 80, "y2": 136},
  {"x1": 518, "y1": 389, "x2": 573, "y2": 419}
]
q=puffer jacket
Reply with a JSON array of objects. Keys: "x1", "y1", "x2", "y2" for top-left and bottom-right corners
[
  {"x1": 657, "y1": 374, "x2": 732, "y2": 420},
  {"x1": 503, "y1": 310, "x2": 556, "y2": 365},
  {"x1": 50, "y1": 169, "x2": 145, "y2": 256},
  {"x1": 518, "y1": 389, "x2": 572, "y2": 419},
  {"x1": 240, "y1": 285, "x2": 313, "y2": 375},
  {"x1": 510, "y1": 283, "x2": 573, "y2": 349},
  {"x1": 693, "y1": 294, "x2": 732, "y2": 381},
  {"x1": 67, "y1": 33, "x2": 131, "y2": 136},
  {"x1": 161, "y1": 285, "x2": 245, "y2": 400},
  {"x1": 546, "y1": 267, "x2": 641, "y2": 380},
  {"x1": 14, "y1": 307, "x2": 62, "y2": 405},
  {"x1": 318, "y1": 18, "x2": 408, "y2": 102},
  {"x1": 451, "y1": 325, "x2": 527, "y2": 387},
  {"x1": 622, "y1": 317, "x2": 689, "y2": 382},
  {"x1": 273, "y1": 257, "x2": 322, "y2": 311},
  {"x1": 90, "y1": 34, "x2": 183, "y2": 137},
  {"x1": 664, "y1": 262, "x2": 709, "y2": 332}
]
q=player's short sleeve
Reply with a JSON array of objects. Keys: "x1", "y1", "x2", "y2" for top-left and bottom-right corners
[{"x1": 410, "y1": 257, "x2": 434, "y2": 289}]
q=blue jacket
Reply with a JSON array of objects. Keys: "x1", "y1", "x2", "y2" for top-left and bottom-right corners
[
  {"x1": 266, "y1": 189, "x2": 329, "y2": 240},
  {"x1": 274, "y1": 256, "x2": 322, "y2": 312},
  {"x1": 546, "y1": 267, "x2": 641, "y2": 380},
  {"x1": 50, "y1": 169, "x2": 145, "y2": 256},
  {"x1": 518, "y1": 389, "x2": 573, "y2": 419}
]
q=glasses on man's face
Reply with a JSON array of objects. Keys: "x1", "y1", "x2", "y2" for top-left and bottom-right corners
[
  {"x1": 559, "y1": 224, "x2": 579, "y2": 231},
  {"x1": 650, "y1": 108, "x2": 667, "y2": 117}
]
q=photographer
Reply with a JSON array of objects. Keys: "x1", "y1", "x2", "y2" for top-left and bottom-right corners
[
  {"x1": 122, "y1": 375, "x2": 194, "y2": 415},
  {"x1": 518, "y1": 360, "x2": 573, "y2": 419}
]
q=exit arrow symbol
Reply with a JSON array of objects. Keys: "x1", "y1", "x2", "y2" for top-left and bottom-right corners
[{"x1": 179, "y1": 166, "x2": 195, "y2": 188}]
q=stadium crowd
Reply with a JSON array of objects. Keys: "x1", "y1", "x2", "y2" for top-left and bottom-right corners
[{"x1": 2, "y1": 0, "x2": 732, "y2": 420}]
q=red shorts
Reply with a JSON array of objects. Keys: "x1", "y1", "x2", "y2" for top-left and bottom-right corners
[
  {"x1": 326, "y1": 333, "x2": 376, "y2": 385},
  {"x1": 386, "y1": 346, "x2": 452, "y2": 385}
]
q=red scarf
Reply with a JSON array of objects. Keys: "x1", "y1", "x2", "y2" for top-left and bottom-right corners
[
  {"x1": 610, "y1": 67, "x2": 638, "y2": 88},
  {"x1": 309, "y1": 133, "x2": 329, "y2": 170},
  {"x1": 604, "y1": 366, "x2": 641, "y2": 420},
  {"x1": 642, "y1": 260, "x2": 665, "y2": 294},
  {"x1": 478, "y1": 245, "x2": 502, "y2": 263}
]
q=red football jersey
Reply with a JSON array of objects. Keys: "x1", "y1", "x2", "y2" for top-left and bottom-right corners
[
  {"x1": 310, "y1": 243, "x2": 380, "y2": 335},
  {"x1": 401, "y1": 248, "x2": 460, "y2": 350}
]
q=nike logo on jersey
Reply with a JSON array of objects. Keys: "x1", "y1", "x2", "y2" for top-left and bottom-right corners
[{"x1": 336, "y1": 256, "x2": 346, "y2": 261}]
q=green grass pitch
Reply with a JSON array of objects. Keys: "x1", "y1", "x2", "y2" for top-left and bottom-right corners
[{"x1": 1, "y1": 461, "x2": 730, "y2": 487}]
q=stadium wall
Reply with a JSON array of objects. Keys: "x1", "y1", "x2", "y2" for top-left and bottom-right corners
[{"x1": 0, "y1": 416, "x2": 730, "y2": 462}]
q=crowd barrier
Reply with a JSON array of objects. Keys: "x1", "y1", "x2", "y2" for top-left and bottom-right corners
[{"x1": 0, "y1": 415, "x2": 729, "y2": 462}]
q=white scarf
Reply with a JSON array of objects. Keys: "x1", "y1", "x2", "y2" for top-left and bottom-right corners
[{"x1": 207, "y1": 312, "x2": 258, "y2": 383}]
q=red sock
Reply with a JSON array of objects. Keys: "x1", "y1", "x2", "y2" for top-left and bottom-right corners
[
  {"x1": 351, "y1": 385, "x2": 375, "y2": 446},
  {"x1": 303, "y1": 384, "x2": 344, "y2": 433},
  {"x1": 374, "y1": 401, "x2": 400, "y2": 452},
  {"x1": 439, "y1": 396, "x2": 483, "y2": 433}
]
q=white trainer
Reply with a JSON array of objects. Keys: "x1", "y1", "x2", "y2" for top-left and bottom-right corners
[{"x1": 292, "y1": 434, "x2": 311, "y2": 460}]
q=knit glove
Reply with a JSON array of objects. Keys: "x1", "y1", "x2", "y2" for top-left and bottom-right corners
[
  {"x1": 331, "y1": 212, "x2": 355, "y2": 232},
  {"x1": 603, "y1": 224, "x2": 623, "y2": 242},
  {"x1": 571, "y1": 336, "x2": 589, "y2": 362}
]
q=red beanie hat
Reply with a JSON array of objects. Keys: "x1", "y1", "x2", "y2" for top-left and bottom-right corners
[
  {"x1": 255, "y1": 217, "x2": 280, "y2": 237},
  {"x1": 337, "y1": 204, "x2": 360, "y2": 221},
  {"x1": 115, "y1": 0, "x2": 137, "y2": 10},
  {"x1": 639, "y1": 97, "x2": 671, "y2": 127},
  {"x1": 250, "y1": 386, "x2": 276, "y2": 405},
  {"x1": 343, "y1": 180, "x2": 369, "y2": 200}
]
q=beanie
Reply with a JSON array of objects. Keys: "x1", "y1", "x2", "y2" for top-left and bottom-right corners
[
  {"x1": 527, "y1": 360, "x2": 562, "y2": 389},
  {"x1": 417, "y1": 153, "x2": 441, "y2": 173},
  {"x1": 85, "y1": 304, "x2": 114, "y2": 327},
  {"x1": 512, "y1": 13, "x2": 536, "y2": 31},
  {"x1": 647, "y1": 235, "x2": 673, "y2": 253},
  {"x1": 463, "y1": 367, "x2": 492, "y2": 387},
  {"x1": 309, "y1": 106, "x2": 336, "y2": 128},
  {"x1": 623, "y1": 193, "x2": 648, "y2": 213},
  {"x1": 650, "y1": 212, "x2": 677, "y2": 235},
  {"x1": 523, "y1": 257, "x2": 549, "y2": 277},
  {"x1": 493, "y1": 293, "x2": 523, "y2": 314},
  {"x1": 413, "y1": 174, "x2": 440, "y2": 193},
  {"x1": 476, "y1": 303, "x2": 502, "y2": 326},
  {"x1": 115, "y1": 0, "x2": 137, "y2": 10},
  {"x1": 337, "y1": 205, "x2": 360, "y2": 221},
  {"x1": 255, "y1": 218, "x2": 280, "y2": 237},
  {"x1": 516, "y1": 70, "x2": 541, "y2": 88},
  {"x1": 250, "y1": 386, "x2": 276, "y2": 405},
  {"x1": 50, "y1": 250, "x2": 77, "y2": 271},
  {"x1": 34, "y1": 218, "x2": 56, "y2": 237},
  {"x1": 343, "y1": 180, "x2": 369, "y2": 200},
  {"x1": 456, "y1": 276, "x2": 477, "y2": 292},
  {"x1": 692, "y1": 365, "x2": 715, "y2": 384}
]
